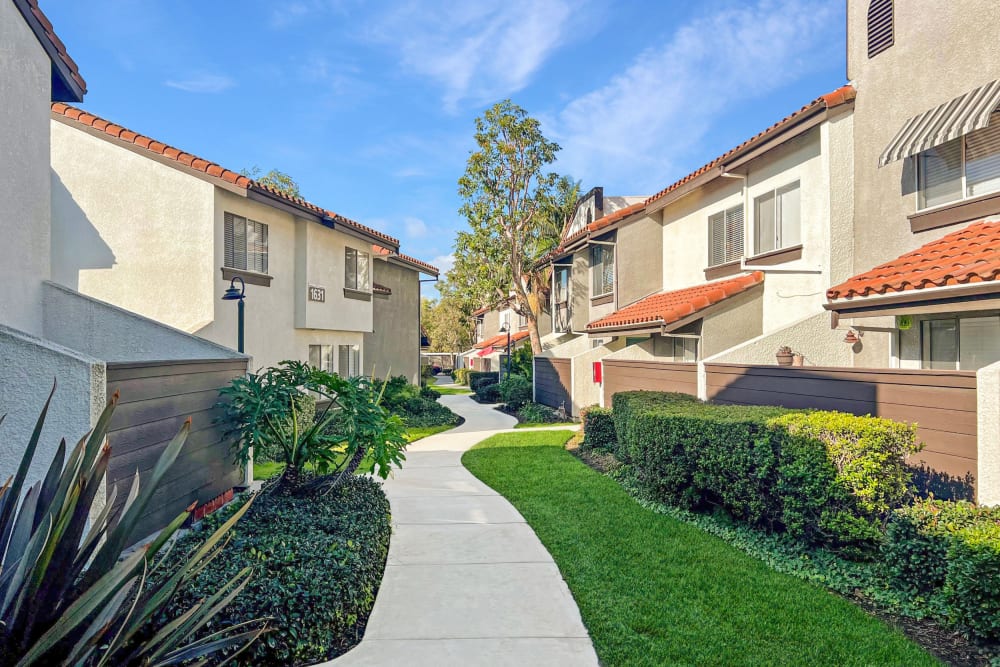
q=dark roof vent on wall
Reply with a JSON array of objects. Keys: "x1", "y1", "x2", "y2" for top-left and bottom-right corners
[{"x1": 867, "y1": 0, "x2": 894, "y2": 58}]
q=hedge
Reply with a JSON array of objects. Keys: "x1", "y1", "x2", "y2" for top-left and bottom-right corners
[
  {"x1": 581, "y1": 406, "x2": 616, "y2": 452},
  {"x1": 611, "y1": 391, "x2": 921, "y2": 554},
  {"x1": 499, "y1": 374, "x2": 532, "y2": 409},
  {"x1": 885, "y1": 500, "x2": 1000, "y2": 641},
  {"x1": 475, "y1": 382, "x2": 502, "y2": 403},
  {"x1": 469, "y1": 371, "x2": 499, "y2": 390},
  {"x1": 151, "y1": 476, "x2": 391, "y2": 665},
  {"x1": 452, "y1": 368, "x2": 470, "y2": 385}
]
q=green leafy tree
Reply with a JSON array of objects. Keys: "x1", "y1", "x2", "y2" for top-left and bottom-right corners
[
  {"x1": 422, "y1": 279, "x2": 477, "y2": 352},
  {"x1": 240, "y1": 166, "x2": 301, "y2": 198},
  {"x1": 455, "y1": 100, "x2": 578, "y2": 354}
]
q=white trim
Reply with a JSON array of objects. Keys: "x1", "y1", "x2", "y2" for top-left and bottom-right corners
[{"x1": 828, "y1": 280, "x2": 1000, "y2": 307}]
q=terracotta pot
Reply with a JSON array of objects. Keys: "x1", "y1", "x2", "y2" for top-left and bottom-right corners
[
  {"x1": 776, "y1": 352, "x2": 794, "y2": 366},
  {"x1": 792, "y1": 353, "x2": 804, "y2": 367}
]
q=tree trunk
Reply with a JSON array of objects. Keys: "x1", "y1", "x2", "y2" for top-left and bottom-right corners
[{"x1": 527, "y1": 312, "x2": 543, "y2": 355}]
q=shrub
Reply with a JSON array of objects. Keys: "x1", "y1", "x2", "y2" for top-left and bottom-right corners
[
  {"x1": 499, "y1": 374, "x2": 532, "y2": 409},
  {"x1": 611, "y1": 391, "x2": 699, "y2": 462},
  {"x1": 582, "y1": 406, "x2": 616, "y2": 452},
  {"x1": 516, "y1": 402, "x2": 561, "y2": 424},
  {"x1": 885, "y1": 500, "x2": 1000, "y2": 641},
  {"x1": 469, "y1": 371, "x2": 500, "y2": 390},
  {"x1": 420, "y1": 385, "x2": 441, "y2": 400},
  {"x1": 452, "y1": 368, "x2": 470, "y2": 385},
  {"x1": 476, "y1": 382, "x2": 503, "y2": 403},
  {"x1": 510, "y1": 345, "x2": 534, "y2": 379},
  {"x1": 399, "y1": 396, "x2": 461, "y2": 427},
  {"x1": 153, "y1": 477, "x2": 391, "y2": 665}
]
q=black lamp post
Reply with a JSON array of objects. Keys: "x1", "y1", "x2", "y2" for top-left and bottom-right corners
[
  {"x1": 499, "y1": 321, "x2": 511, "y2": 379},
  {"x1": 221, "y1": 276, "x2": 246, "y2": 353}
]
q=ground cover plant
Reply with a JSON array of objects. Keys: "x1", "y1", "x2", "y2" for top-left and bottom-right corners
[
  {"x1": 151, "y1": 476, "x2": 390, "y2": 666},
  {"x1": 375, "y1": 375, "x2": 462, "y2": 428},
  {"x1": 462, "y1": 431, "x2": 934, "y2": 666}
]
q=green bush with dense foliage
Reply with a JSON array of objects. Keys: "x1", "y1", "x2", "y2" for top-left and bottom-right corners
[
  {"x1": 476, "y1": 382, "x2": 503, "y2": 403},
  {"x1": 154, "y1": 476, "x2": 391, "y2": 665},
  {"x1": 452, "y1": 367, "x2": 470, "y2": 385},
  {"x1": 610, "y1": 391, "x2": 922, "y2": 554},
  {"x1": 420, "y1": 385, "x2": 441, "y2": 400},
  {"x1": 499, "y1": 374, "x2": 532, "y2": 409},
  {"x1": 0, "y1": 385, "x2": 263, "y2": 666},
  {"x1": 884, "y1": 500, "x2": 1000, "y2": 641},
  {"x1": 509, "y1": 345, "x2": 534, "y2": 379},
  {"x1": 581, "y1": 406, "x2": 616, "y2": 452},
  {"x1": 375, "y1": 375, "x2": 461, "y2": 428},
  {"x1": 515, "y1": 401, "x2": 563, "y2": 424},
  {"x1": 469, "y1": 371, "x2": 500, "y2": 390}
]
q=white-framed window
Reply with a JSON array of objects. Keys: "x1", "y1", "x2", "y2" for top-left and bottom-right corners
[
  {"x1": 754, "y1": 181, "x2": 801, "y2": 255},
  {"x1": 591, "y1": 244, "x2": 614, "y2": 297},
  {"x1": 921, "y1": 315, "x2": 1000, "y2": 371},
  {"x1": 669, "y1": 336, "x2": 698, "y2": 362},
  {"x1": 308, "y1": 344, "x2": 333, "y2": 372},
  {"x1": 345, "y1": 247, "x2": 370, "y2": 291},
  {"x1": 224, "y1": 212, "x2": 268, "y2": 273},
  {"x1": 338, "y1": 344, "x2": 361, "y2": 377},
  {"x1": 917, "y1": 111, "x2": 1000, "y2": 210},
  {"x1": 518, "y1": 311, "x2": 528, "y2": 328},
  {"x1": 708, "y1": 205, "x2": 744, "y2": 266}
]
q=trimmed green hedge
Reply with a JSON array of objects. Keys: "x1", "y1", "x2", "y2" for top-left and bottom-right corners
[
  {"x1": 885, "y1": 500, "x2": 1000, "y2": 641},
  {"x1": 499, "y1": 374, "x2": 532, "y2": 409},
  {"x1": 469, "y1": 371, "x2": 499, "y2": 390},
  {"x1": 581, "y1": 406, "x2": 616, "y2": 452},
  {"x1": 452, "y1": 368, "x2": 470, "y2": 385},
  {"x1": 611, "y1": 391, "x2": 922, "y2": 555},
  {"x1": 152, "y1": 476, "x2": 391, "y2": 665}
]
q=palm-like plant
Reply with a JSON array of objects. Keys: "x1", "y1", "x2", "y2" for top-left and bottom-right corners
[{"x1": 0, "y1": 383, "x2": 266, "y2": 666}]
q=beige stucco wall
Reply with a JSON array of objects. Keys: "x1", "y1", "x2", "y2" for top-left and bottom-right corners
[
  {"x1": 846, "y1": 1, "x2": 1000, "y2": 366},
  {"x1": 365, "y1": 260, "x2": 420, "y2": 383},
  {"x1": 699, "y1": 285, "x2": 765, "y2": 359},
  {"x1": 978, "y1": 360, "x2": 1000, "y2": 506},
  {"x1": 705, "y1": 311, "x2": 854, "y2": 367},
  {"x1": 572, "y1": 339, "x2": 625, "y2": 412},
  {"x1": 1, "y1": 3, "x2": 53, "y2": 335},
  {"x1": 616, "y1": 214, "x2": 663, "y2": 307}
]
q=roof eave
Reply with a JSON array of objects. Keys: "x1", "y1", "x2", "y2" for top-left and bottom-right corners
[
  {"x1": 15, "y1": 0, "x2": 86, "y2": 103},
  {"x1": 825, "y1": 282, "x2": 1000, "y2": 317}
]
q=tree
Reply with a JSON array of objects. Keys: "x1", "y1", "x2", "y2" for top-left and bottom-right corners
[
  {"x1": 241, "y1": 165, "x2": 301, "y2": 198},
  {"x1": 454, "y1": 100, "x2": 579, "y2": 354},
  {"x1": 421, "y1": 278, "x2": 477, "y2": 352}
]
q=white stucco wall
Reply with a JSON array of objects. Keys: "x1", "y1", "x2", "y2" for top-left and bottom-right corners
[
  {"x1": 977, "y1": 360, "x2": 1000, "y2": 506},
  {"x1": 704, "y1": 311, "x2": 853, "y2": 368},
  {"x1": 0, "y1": 324, "x2": 106, "y2": 518},
  {"x1": 572, "y1": 339, "x2": 624, "y2": 412},
  {"x1": 540, "y1": 334, "x2": 591, "y2": 359},
  {"x1": 297, "y1": 220, "x2": 374, "y2": 333},
  {"x1": 1, "y1": 2, "x2": 53, "y2": 335}
]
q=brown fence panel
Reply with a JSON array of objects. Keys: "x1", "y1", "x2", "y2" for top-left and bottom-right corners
[
  {"x1": 705, "y1": 363, "x2": 978, "y2": 498},
  {"x1": 603, "y1": 359, "x2": 698, "y2": 403},
  {"x1": 534, "y1": 357, "x2": 572, "y2": 414},
  {"x1": 106, "y1": 358, "x2": 248, "y2": 541}
]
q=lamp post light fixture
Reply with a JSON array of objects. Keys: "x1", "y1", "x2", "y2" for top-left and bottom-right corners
[
  {"x1": 499, "y1": 321, "x2": 512, "y2": 379},
  {"x1": 221, "y1": 276, "x2": 246, "y2": 353}
]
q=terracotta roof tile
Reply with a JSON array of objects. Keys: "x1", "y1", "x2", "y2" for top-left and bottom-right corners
[
  {"x1": 373, "y1": 282, "x2": 392, "y2": 295},
  {"x1": 474, "y1": 330, "x2": 531, "y2": 349},
  {"x1": 24, "y1": 0, "x2": 87, "y2": 96},
  {"x1": 371, "y1": 245, "x2": 439, "y2": 275},
  {"x1": 472, "y1": 307, "x2": 490, "y2": 316},
  {"x1": 827, "y1": 220, "x2": 1000, "y2": 300},
  {"x1": 587, "y1": 202, "x2": 646, "y2": 234},
  {"x1": 644, "y1": 85, "x2": 855, "y2": 209},
  {"x1": 587, "y1": 272, "x2": 764, "y2": 331}
]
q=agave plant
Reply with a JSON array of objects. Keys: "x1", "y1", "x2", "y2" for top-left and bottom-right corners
[{"x1": 0, "y1": 382, "x2": 267, "y2": 666}]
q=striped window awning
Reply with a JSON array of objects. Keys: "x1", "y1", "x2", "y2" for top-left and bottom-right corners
[{"x1": 878, "y1": 80, "x2": 1000, "y2": 167}]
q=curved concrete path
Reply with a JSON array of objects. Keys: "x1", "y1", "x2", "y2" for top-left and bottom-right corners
[{"x1": 327, "y1": 389, "x2": 598, "y2": 667}]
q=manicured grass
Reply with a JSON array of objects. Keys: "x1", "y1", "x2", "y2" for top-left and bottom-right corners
[
  {"x1": 462, "y1": 431, "x2": 936, "y2": 667},
  {"x1": 432, "y1": 385, "x2": 473, "y2": 395},
  {"x1": 404, "y1": 424, "x2": 455, "y2": 441},
  {"x1": 513, "y1": 421, "x2": 576, "y2": 429}
]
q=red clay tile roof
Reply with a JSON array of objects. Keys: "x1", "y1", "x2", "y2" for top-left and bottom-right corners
[
  {"x1": 555, "y1": 201, "x2": 648, "y2": 254},
  {"x1": 22, "y1": 0, "x2": 87, "y2": 98},
  {"x1": 371, "y1": 245, "x2": 439, "y2": 275},
  {"x1": 373, "y1": 282, "x2": 392, "y2": 295},
  {"x1": 587, "y1": 272, "x2": 764, "y2": 331},
  {"x1": 827, "y1": 220, "x2": 1000, "y2": 300},
  {"x1": 472, "y1": 307, "x2": 490, "y2": 316},
  {"x1": 474, "y1": 330, "x2": 531, "y2": 349},
  {"x1": 51, "y1": 103, "x2": 401, "y2": 246},
  {"x1": 643, "y1": 85, "x2": 856, "y2": 209}
]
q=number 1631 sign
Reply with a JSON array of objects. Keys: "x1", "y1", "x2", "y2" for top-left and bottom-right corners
[{"x1": 308, "y1": 285, "x2": 326, "y2": 302}]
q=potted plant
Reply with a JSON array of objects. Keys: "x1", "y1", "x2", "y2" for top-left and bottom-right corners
[
  {"x1": 792, "y1": 352, "x2": 805, "y2": 366},
  {"x1": 776, "y1": 346, "x2": 794, "y2": 366}
]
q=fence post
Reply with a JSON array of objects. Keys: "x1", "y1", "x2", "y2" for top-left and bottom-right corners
[
  {"x1": 697, "y1": 360, "x2": 708, "y2": 401},
  {"x1": 977, "y1": 360, "x2": 1000, "y2": 506}
]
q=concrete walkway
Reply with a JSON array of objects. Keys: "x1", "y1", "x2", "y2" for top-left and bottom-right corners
[{"x1": 326, "y1": 389, "x2": 598, "y2": 667}]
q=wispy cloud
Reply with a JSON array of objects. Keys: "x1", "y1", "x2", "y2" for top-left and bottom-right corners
[
  {"x1": 164, "y1": 73, "x2": 236, "y2": 94},
  {"x1": 366, "y1": 0, "x2": 585, "y2": 111},
  {"x1": 548, "y1": 0, "x2": 840, "y2": 192},
  {"x1": 404, "y1": 217, "x2": 429, "y2": 238},
  {"x1": 431, "y1": 254, "x2": 455, "y2": 274}
]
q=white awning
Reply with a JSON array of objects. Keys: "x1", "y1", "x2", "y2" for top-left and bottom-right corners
[{"x1": 878, "y1": 79, "x2": 1000, "y2": 167}]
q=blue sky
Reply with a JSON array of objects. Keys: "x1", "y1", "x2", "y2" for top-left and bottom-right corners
[{"x1": 46, "y1": 0, "x2": 845, "y2": 296}]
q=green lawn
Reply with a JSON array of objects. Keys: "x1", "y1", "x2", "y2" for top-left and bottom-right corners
[
  {"x1": 432, "y1": 385, "x2": 473, "y2": 395},
  {"x1": 513, "y1": 421, "x2": 576, "y2": 429},
  {"x1": 253, "y1": 424, "x2": 455, "y2": 480},
  {"x1": 462, "y1": 431, "x2": 936, "y2": 667}
]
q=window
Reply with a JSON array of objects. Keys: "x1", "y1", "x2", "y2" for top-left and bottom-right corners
[
  {"x1": 224, "y1": 212, "x2": 268, "y2": 273},
  {"x1": 921, "y1": 315, "x2": 1000, "y2": 371},
  {"x1": 867, "y1": 0, "x2": 893, "y2": 58},
  {"x1": 917, "y1": 111, "x2": 1000, "y2": 209},
  {"x1": 670, "y1": 337, "x2": 698, "y2": 362},
  {"x1": 518, "y1": 311, "x2": 528, "y2": 328},
  {"x1": 754, "y1": 182, "x2": 800, "y2": 255},
  {"x1": 308, "y1": 344, "x2": 333, "y2": 372},
  {"x1": 591, "y1": 244, "x2": 614, "y2": 296},
  {"x1": 475, "y1": 317, "x2": 484, "y2": 341},
  {"x1": 338, "y1": 344, "x2": 361, "y2": 377},
  {"x1": 553, "y1": 266, "x2": 571, "y2": 332},
  {"x1": 708, "y1": 205, "x2": 744, "y2": 266},
  {"x1": 345, "y1": 247, "x2": 370, "y2": 291}
]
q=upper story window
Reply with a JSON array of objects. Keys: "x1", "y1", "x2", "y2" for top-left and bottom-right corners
[
  {"x1": 590, "y1": 244, "x2": 614, "y2": 297},
  {"x1": 344, "y1": 247, "x2": 370, "y2": 291},
  {"x1": 518, "y1": 311, "x2": 528, "y2": 329},
  {"x1": 867, "y1": 0, "x2": 893, "y2": 58},
  {"x1": 754, "y1": 181, "x2": 801, "y2": 255},
  {"x1": 708, "y1": 205, "x2": 744, "y2": 266},
  {"x1": 917, "y1": 111, "x2": 1000, "y2": 210},
  {"x1": 224, "y1": 212, "x2": 268, "y2": 274},
  {"x1": 474, "y1": 317, "x2": 484, "y2": 341}
]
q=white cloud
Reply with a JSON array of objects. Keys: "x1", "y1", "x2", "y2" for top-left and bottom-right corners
[
  {"x1": 405, "y1": 217, "x2": 429, "y2": 238},
  {"x1": 548, "y1": 0, "x2": 840, "y2": 192},
  {"x1": 366, "y1": 0, "x2": 581, "y2": 111},
  {"x1": 164, "y1": 73, "x2": 236, "y2": 94},
  {"x1": 431, "y1": 254, "x2": 455, "y2": 275}
]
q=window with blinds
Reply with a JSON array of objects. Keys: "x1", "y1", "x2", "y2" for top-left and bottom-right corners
[
  {"x1": 916, "y1": 111, "x2": 1000, "y2": 209},
  {"x1": 224, "y1": 212, "x2": 268, "y2": 274},
  {"x1": 345, "y1": 248, "x2": 370, "y2": 291},
  {"x1": 338, "y1": 344, "x2": 360, "y2": 377},
  {"x1": 590, "y1": 244, "x2": 614, "y2": 297},
  {"x1": 308, "y1": 344, "x2": 333, "y2": 372},
  {"x1": 708, "y1": 205, "x2": 744, "y2": 266},
  {"x1": 867, "y1": 0, "x2": 893, "y2": 59},
  {"x1": 754, "y1": 182, "x2": 801, "y2": 255}
]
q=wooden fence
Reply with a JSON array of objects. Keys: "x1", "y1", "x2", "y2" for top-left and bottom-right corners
[
  {"x1": 106, "y1": 358, "x2": 248, "y2": 542},
  {"x1": 602, "y1": 359, "x2": 698, "y2": 401},
  {"x1": 705, "y1": 363, "x2": 978, "y2": 498},
  {"x1": 534, "y1": 357, "x2": 572, "y2": 415}
]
